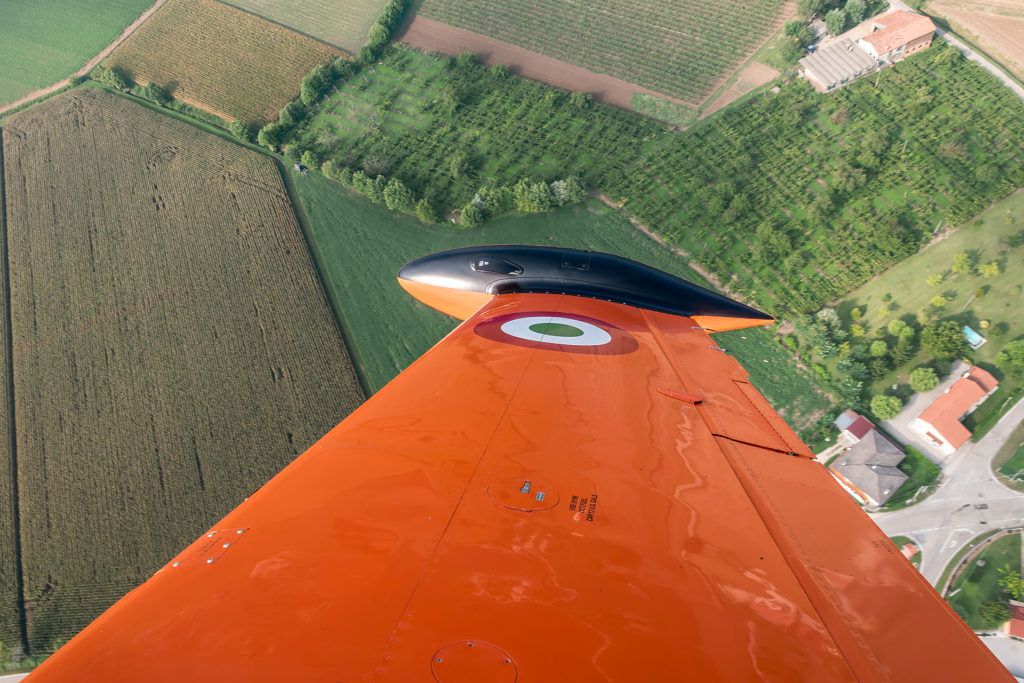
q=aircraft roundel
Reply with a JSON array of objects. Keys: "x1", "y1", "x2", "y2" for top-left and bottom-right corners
[{"x1": 475, "y1": 311, "x2": 637, "y2": 354}]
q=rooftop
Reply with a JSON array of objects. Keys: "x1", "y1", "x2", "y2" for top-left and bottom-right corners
[
  {"x1": 860, "y1": 10, "x2": 936, "y2": 55},
  {"x1": 917, "y1": 367, "x2": 999, "y2": 450},
  {"x1": 800, "y1": 38, "x2": 878, "y2": 89},
  {"x1": 830, "y1": 429, "x2": 907, "y2": 505}
]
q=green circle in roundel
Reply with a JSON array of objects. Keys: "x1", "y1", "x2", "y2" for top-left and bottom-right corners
[{"x1": 528, "y1": 322, "x2": 585, "y2": 337}]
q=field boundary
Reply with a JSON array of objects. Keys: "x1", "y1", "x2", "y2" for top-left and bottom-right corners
[
  {"x1": 0, "y1": 0, "x2": 169, "y2": 116},
  {"x1": 213, "y1": 2, "x2": 354, "y2": 55},
  {"x1": 395, "y1": 15, "x2": 697, "y2": 111},
  {"x1": 0, "y1": 129, "x2": 28, "y2": 656},
  {"x1": 277, "y1": 168, "x2": 374, "y2": 398}
]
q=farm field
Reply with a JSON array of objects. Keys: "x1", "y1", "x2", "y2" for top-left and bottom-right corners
[
  {"x1": 0, "y1": 139, "x2": 21, "y2": 655},
  {"x1": 292, "y1": 171, "x2": 830, "y2": 435},
  {"x1": 415, "y1": 0, "x2": 792, "y2": 105},
  {"x1": 220, "y1": 0, "x2": 387, "y2": 54},
  {"x1": 0, "y1": 0, "x2": 153, "y2": 107},
  {"x1": 927, "y1": 0, "x2": 1024, "y2": 81},
  {"x1": 105, "y1": 0, "x2": 343, "y2": 123},
  {"x1": 1, "y1": 88, "x2": 363, "y2": 652}
]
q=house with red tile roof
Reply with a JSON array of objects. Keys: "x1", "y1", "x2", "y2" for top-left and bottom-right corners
[
  {"x1": 858, "y1": 10, "x2": 936, "y2": 62},
  {"x1": 1005, "y1": 600, "x2": 1024, "y2": 638},
  {"x1": 912, "y1": 366, "x2": 998, "y2": 456}
]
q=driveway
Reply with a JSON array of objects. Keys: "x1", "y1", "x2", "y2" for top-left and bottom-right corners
[{"x1": 881, "y1": 360, "x2": 969, "y2": 465}]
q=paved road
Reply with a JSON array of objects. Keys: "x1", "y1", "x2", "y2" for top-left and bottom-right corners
[{"x1": 870, "y1": 397, "x2": 1024, "y2": 585}]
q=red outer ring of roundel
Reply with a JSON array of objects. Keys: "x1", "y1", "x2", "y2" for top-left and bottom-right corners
[{"x1": 474, "y1": 311, "x2": 638, "y2": 355}]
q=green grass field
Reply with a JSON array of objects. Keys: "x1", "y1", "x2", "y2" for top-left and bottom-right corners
[
  {"x1": 0, "y1": 0, "x2": 153, "y2": 106},
  {"x1": 947, "y1": 531, "x2": 1021, "y2": 629},
  {"x1": 993, "y1": 422, "x2": 1024, "y2": 491},
  {"x1": 220, "y1": 0, "x2": 386, "y2": 53},
  {"x1": 416, "y1": 0, "x2": 790, "y2": 105},
  {"x1": 291, "y1": 171, "x2": 829, "y2": 433},
  {"x1": 881, "y1": 446, "x2": 941, "y2": 511}
]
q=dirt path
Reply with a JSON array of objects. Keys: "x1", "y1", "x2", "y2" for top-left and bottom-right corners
[
  {"x1": 594, "y1": 194, "x2": 729, "y2": 293},
  {"x1": 395, "y1": 15, "x2": 698, "y2": 111},
  {"x1": 0, "y1": 0, "x2": 168, "y2": 115}
]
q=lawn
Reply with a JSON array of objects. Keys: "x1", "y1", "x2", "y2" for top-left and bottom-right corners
[
  {"x1": 0, "y1": 0, "x2": 153, "y2": 106},
  {"x1": 946, "y1": 531, "x2": 1021, "y2": 629},
  {"x1": 880, "y1": 446, "x2": 942, "y2": 511},
  {"x1": 291, "y1": 171, "x2": 831, "y2": 434},
  {"x1": 993, "y1": 422, "x2": 1024, "y2": 491}
]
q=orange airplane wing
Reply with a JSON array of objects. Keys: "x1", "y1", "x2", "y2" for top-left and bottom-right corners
[{"x1": 26, "y1": 247, "x2": 1009, "y2": 681}]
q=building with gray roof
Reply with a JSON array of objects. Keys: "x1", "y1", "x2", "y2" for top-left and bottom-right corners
[
  {"x1": 829, "y1": 428, "x2": 908, "y2": 507},
  {"x1": 799, "y1": 38, "x2": 879, "y2": 93}
]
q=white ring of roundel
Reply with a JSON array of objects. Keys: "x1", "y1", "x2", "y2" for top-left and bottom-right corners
[{"x1": 499, "y1": 316, "x2": 612, "y2": 346}]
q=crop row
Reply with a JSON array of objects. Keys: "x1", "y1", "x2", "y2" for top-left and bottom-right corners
[
  {"x1": 2, "y1": 88, "x2": 363, "y2": 651},
  {"x1": 105, "y1": 0, "x2": 342, "y2": 122},
  {"x1": 419, "y1": 0, "x2": 787, "y2": 102},
  {"x1": 220, "y1": 0, "x2": 387, "y2": 53}
]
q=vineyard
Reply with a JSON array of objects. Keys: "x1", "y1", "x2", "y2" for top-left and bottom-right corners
[
  {"x1": 0, "y1": 0, "x2": 153, "y2": 106},
  {"x1": 416, "y1": 0, "x2": 791, "y2": 105},
  {"x1": 220, "y1": 0, "x2": 390, "y2": 54},
  {"x1": 1, "y1": 88, "x2": 363, "y2": 652},
  {"x1": 104, "y1": 0, "x2": 343, "y2": 122}
]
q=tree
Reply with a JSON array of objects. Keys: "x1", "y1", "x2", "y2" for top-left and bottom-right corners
[
  {"x1": 977, "y1": 261, "x2": 1000, "y2": 277},
  {"x1": 846, "y1": 0, "x2": 866, "y2": 24},
  {"x1": 887, "y1": 319, "x2": 907, "y2": 337},
  {"x1": 229, "y1": 120, "x2": 255, "y2": 142},
  {"x1": 460, "y1": 203, "x2": 484, "y2": 228},
  {"x1": 1002, "y1": 340, "x2": 1024, "y2": 366},
  {"x1": 257, "y1": 122, "x2": 283, "y2": 149},
  {"x1": 278, "y1": 99, "x2": 304, "y2": 127},
  {"x1": 921, "y1": 320, "x2": 967, "y2": 360},
  {"x1": 98, "y1": 66, "x2": 131, "y2": 90},
  {"x1": 415, "y1": 198, "x2": 437, "y2": 223},
  {"x1": 870, "y1": 394, "x2": 902, "y2": 420},
  {"x1": 909, "y1": 367, "x2": 939, "y2": 393},
  {"x1": 869, "y1": 340, "x2": 888, "y2": 357},
  {"x1": 952, "y1": 251, "x2": 971, "y2": 273},
  {"x1": 825, "y1": 8, "x2": 847, "y2": 35},
  {"x1": 568, "y1": 91, "x2": 593, "y2": 108},
  {"x1": 926, "y1": 273, "x2": 943, "y2": 287},
  {"x1": 563, "y1": 175, "x2": 586, "y2": 203},
  {"x1": 301, "y1": 64, "x2": 332, "y2": 106},
  {"x1": 850, "y1": 307, "x2": 863, "y2": 321},
  {"x1": 890, "y1": 334, "x2": 914, "y2": 366},
  {"x1": 980, "y1": 600, "x2": 1011, "y2": 628},
  {"x1": 450, "y1": 153, "x2": 468, "y2": 179},
  {"x1": 368, "y1": 22, "x2": 389, "y2": 48},
  {"x1": 930, "y1": 295, "x2": 947, "y2": 308},
  {"x1": 383, "y1": 177, "x2": 415, "y2": 212},
  {"x1": 143, "y1": 82, "x2": 171, "y2": 105},
  {"x1": 300, "y1": 150, "x2": 319, "y2": 169},
  {"x1": 998, "y1": 565, "x2": 1024, "y2": 600}
]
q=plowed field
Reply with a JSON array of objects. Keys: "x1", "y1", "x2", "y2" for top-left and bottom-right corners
[{"x1": 1, "y1": 88, "x2": 362, "y2": 652}]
